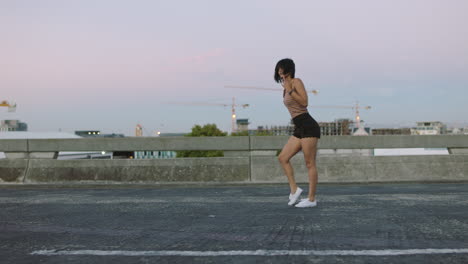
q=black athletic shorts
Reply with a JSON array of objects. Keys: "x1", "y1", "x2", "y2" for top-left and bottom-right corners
[{"x1": 292, "y1": 112, "x2": 321, "y2": 139}]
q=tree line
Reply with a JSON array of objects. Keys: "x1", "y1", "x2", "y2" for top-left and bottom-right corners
[{"x1": 176, "y1": 124, "x2": 272, "y2": 158}]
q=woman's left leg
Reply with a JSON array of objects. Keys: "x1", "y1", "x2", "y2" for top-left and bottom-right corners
[{"x1": 300, "y1": 137, "x2": 319, "y2": 201}]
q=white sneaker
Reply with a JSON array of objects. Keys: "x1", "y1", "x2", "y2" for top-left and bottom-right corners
[
  {"x1": 295, "y1": 199, "x2": 317, "y2": 208},
  {"x1": 288, "y1": 187, "x2": 303, "y2": 206}
]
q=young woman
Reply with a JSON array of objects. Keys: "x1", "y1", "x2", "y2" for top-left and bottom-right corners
[{"x1": 275, "y1": 58, "x2": 321, "y2": 208}]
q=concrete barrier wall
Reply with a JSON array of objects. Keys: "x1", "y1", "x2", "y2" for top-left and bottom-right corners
[
  {"x1": 251, "y1": 155, "x2": 468, "y2": 183},
  {"x1": 250, "y1": 135, "x2": 468, "y2": 150},
  {"x1": 0, "y1": 139, "x2": 28, "y2": 152},
  {"x1": 28, "y1": 136, "x2": 250, "y2": 151},
  {"x1": 1, "y1": 135, "x2": 468, "y2": 184},
  {"x1": 1, "y1": 155, "x2": 467, "y2": 184},
  {"x1": 0, "y1": 158, "x2": 250, "y2": 184},
  {"x1": 0, "y1": 159, "x2": 27, "y2": 183},
  {"x1": 3, "y1": 135, "x2": 468, "y2": 153}
]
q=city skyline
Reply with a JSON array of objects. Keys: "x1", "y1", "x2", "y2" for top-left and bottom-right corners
[{"x1": 2, "y1": 0, "x2": 467, "y2": 136}]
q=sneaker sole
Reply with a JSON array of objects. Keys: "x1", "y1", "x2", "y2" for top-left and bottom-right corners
[{"x1": 288, "y1": 197, "x2": 301, "y2": 206}]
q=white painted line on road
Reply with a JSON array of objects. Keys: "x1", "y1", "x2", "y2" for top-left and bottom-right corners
[{"x1": 31, "y1": 248, "x2": 468, "y2": 257}]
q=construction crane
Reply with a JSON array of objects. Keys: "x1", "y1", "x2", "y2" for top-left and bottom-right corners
[
  {"x1": 225, "y1": 85, "x2": 370, "y2": 129},
  {"x1": 0, "y1": 100, "x2": 16, "y2": 112},
  {"x1": 225, "y1": 85, "x2": 319, "y2": 95},
  {"x1": 167, "y1": 97, "x2": 249, "y2": 133},
  {"x1": 310, "y1": 101, "x2": 371, "y2": 129}
]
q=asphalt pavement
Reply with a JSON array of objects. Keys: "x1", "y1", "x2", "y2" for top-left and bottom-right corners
[{"x1": 1, "y1": 183, "x2": 467, "y2": 263}]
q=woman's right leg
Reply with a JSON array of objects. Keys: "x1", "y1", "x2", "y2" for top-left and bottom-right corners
[{"x1": 278, "y1": 136, "x2": 302, "y2": 194}]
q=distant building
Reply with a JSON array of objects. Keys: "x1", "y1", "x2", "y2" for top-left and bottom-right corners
[
  {"x1": 447, "y1": 127, "x2": 468, "y2": 135},
  {"x1": 75, "y1": 130, "x2": 124, "y2": 158},
  {"x1": 75, "y1": 130, "x2": 125, "y2": 138},
  {"x1": 134, "y1": 150, "x2": 176, "y2": 159},
  {"x1": 411, "y1": 121, "x2": 447, "y2": 135},
  {"x1": 75, "y1": 130, "x2": 101, "y2": 137},
  {"x1": 352, "y1": 127, "x2": 370, "y2": 136},
  {"x1": 372, "y1": 128, "x2": 411, "y2": 135},
  {"x1": 319, "y1": 119, "x2": 352, "y2": 136},
  {"x1": 0, "y1": 120, "x2": 28, "y2": 132},
  {"x1": 254, "y1": 125, "x2": 293, "y2": 136},
  {"x1": 447, "y1": 127, "x2": 461, "y2": 134},
  {"x1": 253, "y1": 118, "x2": 353, "y2": 136},
  {"x1": 236, "y1": 119, "x2": 250, "y2": 132},
  {"x1": 135, "y1": 124, "x2": 143, "y2": 137},
  {"x1": 133, "y1": 132, "x2": 186, "y2": 159}
]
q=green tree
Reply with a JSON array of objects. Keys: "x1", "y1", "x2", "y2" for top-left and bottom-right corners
[
  {"x1": 255, "y1": 130, "x2": 273, "y2": 136},
  {"x1": 230, "y1": 130, "x2": 249, "y2": 136},
  {"x1": 176, "y1": 124, "x2": 227, "y2": 157},
  {"x1": 230, "y1": 130, "x2": 273, "y2": 136}
]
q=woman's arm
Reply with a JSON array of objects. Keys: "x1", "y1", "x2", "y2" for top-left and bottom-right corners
[{"x1": 290, "y1": 78, "x2": 308, "y2": 107}]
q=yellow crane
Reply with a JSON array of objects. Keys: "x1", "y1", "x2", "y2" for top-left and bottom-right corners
[{"x1": 0, "y1": 100, "x2": 16, "y2": 112}]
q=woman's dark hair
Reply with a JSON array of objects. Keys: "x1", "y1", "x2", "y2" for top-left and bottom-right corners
[{"x1": 274, "y1": 58, "x2": 295, "y2": 83}]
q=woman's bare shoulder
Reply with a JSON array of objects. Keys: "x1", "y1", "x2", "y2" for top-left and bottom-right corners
[{"x1": 292, "y1": 78, "x2": 304, "y2": 86}]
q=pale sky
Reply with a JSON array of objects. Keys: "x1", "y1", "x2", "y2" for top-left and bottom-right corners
[{"x1": 1, "y1": 0, "x2": 467, "y2": 136}]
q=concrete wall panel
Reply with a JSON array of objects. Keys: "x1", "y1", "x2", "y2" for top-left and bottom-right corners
[
  {"x1": 0, "y1": 159, "x2": 27, "y2": 183},
  {"x1": 24, "y1": 158, "x2": 250, "y2": 183}
]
